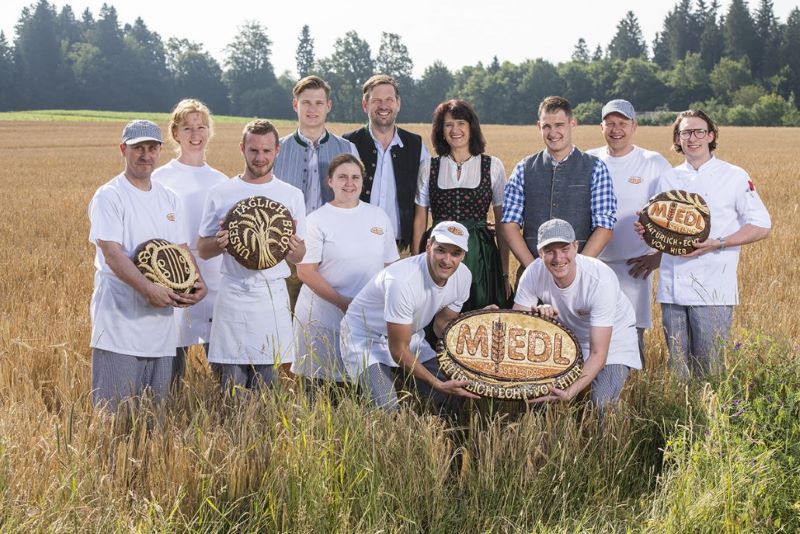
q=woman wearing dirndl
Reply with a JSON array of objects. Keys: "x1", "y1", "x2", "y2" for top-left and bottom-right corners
[{"x1": 412, "y1": 99, "x2": 510, "y2": 310}]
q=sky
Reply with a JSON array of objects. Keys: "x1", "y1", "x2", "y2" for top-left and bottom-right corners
[{"x1": 2, "y1": 0, "x2": 799, "y2": 78}]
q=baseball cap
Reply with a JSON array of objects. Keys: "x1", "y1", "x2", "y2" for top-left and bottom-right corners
[
  {"x1": 430, "y1": 221, "x2": 469, "y2": 252},
  {"x1": 122, "y1": 119, "x2": 163, "y2": 145},
  {"x1": 537, "y1": 219, "x2": 576, "y2": 250},
  {"x1": 601, "y1": 99, "x2": 636, "y2": 121}
]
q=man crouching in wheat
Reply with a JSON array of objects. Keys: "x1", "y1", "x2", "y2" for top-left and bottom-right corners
[{"x1": 197, "y1": 120, "x2": 306, "y2": 392}]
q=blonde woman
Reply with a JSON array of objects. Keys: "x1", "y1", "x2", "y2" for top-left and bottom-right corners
[{"x1": 152, "y1": 99, "x2": 227, "y2": 384}]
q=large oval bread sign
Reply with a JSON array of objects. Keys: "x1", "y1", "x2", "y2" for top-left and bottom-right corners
[
  {"x1": 223, "y1": 196, "x2": 295, "y2": 270},
  {"x1": 639, "y1": 190, "x2": 710, "y2": 256},
  {"x1": 437, "y1": 309, "x2": 583, "y2": 400},
  {"x1": 133, "y1": 239, "x2": 198, "y2": 294}
]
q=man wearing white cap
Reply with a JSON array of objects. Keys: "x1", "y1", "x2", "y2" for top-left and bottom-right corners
[
  {"x1": 88, "y1": 120, "x2": 207, "y2": 409},
  {"x1": 340, "y1": 220, "x2": 479, "y2": 411},
  {"x1": 513, "y1": 219, "x2": 640, "y2": 406},
  {"x1": 587, "y1": 99, "x2": 674, "y2": 364}
]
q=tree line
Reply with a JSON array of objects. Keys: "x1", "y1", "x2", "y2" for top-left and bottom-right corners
[{"x1": 2, "y1": 0, "x2": 800, "y2": 126}]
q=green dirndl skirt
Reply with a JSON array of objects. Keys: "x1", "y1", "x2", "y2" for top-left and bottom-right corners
[{"x1": 420, "y1": 219, "x2": 509, "y2": 312}]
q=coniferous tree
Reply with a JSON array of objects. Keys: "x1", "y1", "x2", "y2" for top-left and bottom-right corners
[
  {"x1": 781, "y1": 8, "x2": 800, "y2": 105},
  {"x1": 607, "y1": 11, "x2": 648, "y2": 60},
  {"x1": 317, "y1": 30, "x2": 373, "y2": 122},
  {"x1": 724, "y1": 0, "x2": 758, "y2": 65},
  {"x1": 295, "y1": 24, "x2": 314, "y2": 78},
  {"x1": 754, "y1": 0, "x2": 782, "y2": 80},
  {"x1": 224, "y1": 21, "x2": 281, "y2": 116},
  {"x1": 0, "y1": 32, "x2": 16, "y2": 110},
  {"x1": 571, "y1": 38, "x2": 590, "y2": 62},
  {"x1": 699, "y1": 0, "x2": 725, "y2": 70},
  {"x1": 13, "y1": 0, "x2": 64, "y2": 108}
]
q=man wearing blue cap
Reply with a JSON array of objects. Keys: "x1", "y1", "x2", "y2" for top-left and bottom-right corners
[
  {"x1": 587, "y1": 99, "x2": 674, "y2": 364},
  {"x1": 88, "y1": 120, "x2": 207, "y2": 409},
  {"x1": 340, "y1": 220, "x2": 479, "y2": 411}
]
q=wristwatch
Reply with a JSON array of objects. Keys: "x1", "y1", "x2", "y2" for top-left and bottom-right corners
[{"x1": 717, "y1": 236, "x2": 726, "y2": 251}]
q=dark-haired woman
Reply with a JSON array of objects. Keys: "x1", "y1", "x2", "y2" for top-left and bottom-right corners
[{"x1": 412, "y1": 99, "x2": 509, "y2": 310}]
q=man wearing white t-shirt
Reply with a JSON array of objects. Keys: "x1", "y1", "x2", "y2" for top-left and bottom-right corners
[
  {"x1": 514, "y1": 219, "x2": 640, "y2": 406},
  {"x1": 340, "y1": 221, "x2": 479, "y2": 411},
  {"x1": 198, "y1": 119, "x2": 307, "y2": 391},
  {"x1": 587, "y1": 99, "x2": 674, "y2": 364},
  {"x1": 88, "y1": 120, "x2": 207, "y2": 409},
  {"x1": 644, "y1": 110, "x2": 771, "y2": 378}
]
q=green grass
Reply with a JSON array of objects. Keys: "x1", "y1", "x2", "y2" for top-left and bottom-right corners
[{"x1": 0, "y1": 109, "x2": 294, "y2": 126}]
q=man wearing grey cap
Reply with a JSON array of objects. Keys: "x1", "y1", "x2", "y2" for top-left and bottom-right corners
[
  {"x1": 88, "y1": 120, "x2": 207, "y2": 409},
  {"x1": 513, "y1": 219, "x2": 640, "y2": 407},
  {"x1": 587, "y1": 100, "x2": 674, "y2": 364},
  {"x1": 340, "y1": 220, "x2": 479, "y2": 412}
]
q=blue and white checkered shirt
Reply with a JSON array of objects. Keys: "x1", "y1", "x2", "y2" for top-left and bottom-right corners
[{"x1": 501, "y1": 147, "x2": 617, "y2": 230}]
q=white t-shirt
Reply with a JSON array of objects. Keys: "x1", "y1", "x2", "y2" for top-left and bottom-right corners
[
  {"x1": 514, "y1": 255, "x2": 640, "y2": 369},
  {"x1": 587, "y1": 145, "x2": 673, "y2": 262},
  {"x1": 302, "y1": 201, "x2": 400, "y2": 298},
  {"x1": 415, "y1": 155, "x2": 507, "y2": 208},
  {"x1": 586, "y1": 145, "x2": 674, "y2": 329},
  {"x1": 342, "y1": 253, "x2": 471, "y2": 372},
  {"x1": 657, "y1": 156, "x2": 771, "y2": 306},
  {"x1": 152, "y1": 159, "x2": 228, "y2": 346},
  {"x1": 198, "y1": 175, "x2": 307, "y2": 282},
  {"x1": 88, "y1": 174, "x2": 182, "y2": 357}
]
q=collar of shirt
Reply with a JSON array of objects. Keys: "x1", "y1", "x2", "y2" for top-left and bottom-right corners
[
  {"x1": 545, "y1": 145, "x2": 576, "y2": 167},
  {"x1": 678, "y1": 154, "x2": 719, "y2": 173},
  {"x1": 294, "y1": 129, "x2": 330, "y2": 149},
  {"x1": 368, "y1": 125, "x2": 403, "y2": 152}
]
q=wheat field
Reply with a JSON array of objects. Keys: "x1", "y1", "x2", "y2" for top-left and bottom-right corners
[{"x1": 0, "y1": 118, "x2": 797, "y2": 531}]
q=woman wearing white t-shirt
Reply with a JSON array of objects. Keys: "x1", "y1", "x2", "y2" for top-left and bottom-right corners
[
  {"x1": 152, "y1": 99, "x2": 228, "y2": 384},
  {"x1": 292, "y1": 153, "x2": 400, "y2": 387}
]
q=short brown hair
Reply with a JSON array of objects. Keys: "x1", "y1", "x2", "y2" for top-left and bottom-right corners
[
  {"x1": 538, "y1": 96, "x2": 573, "y2": 119},
  {"x1": 362, "y1": 74, "x2": 400, "y2": 99},
  {"x1": 241, "y1": 119, "x2": 280, "y2": 146},
  {"x1": 293, "y1": 75, "x2": 331, "y2": 99},
  {"x1": 430, "y1": 99, "x2": 486, "y2": 156},
  {"x1": 327, "y1": 153, "x2": 365, "y2": 179},
  {"x1": 671, "y1": 109, "x2": 718, "y2": 153},
  {"x1": 167, "y1": 98, "x2": 213, "y2": 149}
]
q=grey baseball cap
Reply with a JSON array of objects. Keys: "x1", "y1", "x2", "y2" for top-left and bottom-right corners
[
  {"x1": 537, "y1": 218, "x2": 576, "y2": 250},
  {"x1": 122, "y1": 119, "x2": 162, "y2": 145},
  {"x1": 601, "y1": 99, "x2": 636, "y2": 121}
]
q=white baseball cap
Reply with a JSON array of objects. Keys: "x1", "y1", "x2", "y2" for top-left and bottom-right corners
[{"x1": 430, "y1": 221, "x2": 469, "y2": 252}]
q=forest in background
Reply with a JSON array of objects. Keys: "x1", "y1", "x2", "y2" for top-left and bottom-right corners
[{"x1": 2, "y1": 0, "x2": 800, "y2": 125}]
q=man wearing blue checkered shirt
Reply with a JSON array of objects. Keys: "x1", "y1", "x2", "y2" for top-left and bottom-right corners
[{"x1": 499, "y1": 96, "x2": 617, "y2": 275}]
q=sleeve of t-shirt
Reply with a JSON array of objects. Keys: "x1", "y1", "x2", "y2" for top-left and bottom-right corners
[
  {"x1": 589, "y1": 271, "x2": 617, "y2": 328},
  {"x1": 300, "y1": 213, "x2": 323, "y2": 264},
  {"x1": 735, "y1": 171, "x2": 772, "y2": 229},
  {"x1": 384, "y1": 277, "x2": 415, "y2": 325},
  {"x1": 447, "y1": 266, "x2": 473, "y2": 312},
  {"x1": 88, "y1": 188, "x2": 123, "y2": 245},
  {"x1": 414, "y1": 158, "x2": 431, "y2": 207},
  {"x1": 198, "y1": 190, "x2": 220, "y2": 238},
  {"x1": 513, "y1": 262, "x2": 541, "y2": 308},
  {"x1": 490, "y1": 157, "x2": 507, "y2": 207},
  {"x1": 382, "y1": 212, "x2": 400, "y2": 263}
]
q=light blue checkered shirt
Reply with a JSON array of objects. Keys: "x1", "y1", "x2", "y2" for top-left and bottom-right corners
[{"x1": 501, "y1": 147, "x2": 617, "y2": 230}]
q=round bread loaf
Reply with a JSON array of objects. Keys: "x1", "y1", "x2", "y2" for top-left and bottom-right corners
[
  {"x1": 222, "y1": 196, "x2": 296, "y2": 270},
  {"x1": 133, "y1": 239, "x2": 198, "y2": 294},
  {"x1": 639, "y1": 190, "x2": 711, "y2": 256}
]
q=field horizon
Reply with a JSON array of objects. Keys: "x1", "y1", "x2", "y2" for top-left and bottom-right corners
[{"x1": 0, "y1": 116, "x2": 798, "y2": 531}]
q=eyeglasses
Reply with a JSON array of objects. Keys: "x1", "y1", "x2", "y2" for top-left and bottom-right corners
[{"x1": 678, "y1": 129, "x2": 708, "y2": 140}]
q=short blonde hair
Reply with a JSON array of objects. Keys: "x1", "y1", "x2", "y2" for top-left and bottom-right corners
[{"x1": 167, "y1": 99, "x2": 214, "y2": 150}]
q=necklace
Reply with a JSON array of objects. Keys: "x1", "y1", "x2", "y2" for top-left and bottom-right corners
[{"x1": 449, "y1": 154, "x2": 472, "y2": 179}]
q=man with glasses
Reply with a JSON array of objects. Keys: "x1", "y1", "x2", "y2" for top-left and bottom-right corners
[
  {"x1": 500, "y1": 96, "x2": 617, "y2": 279},
  {"x1": 648, "y1": 110, "x2": 771, "y2": 378},
  {"x1": 587, "y1": 100, "x2": 674, "y2": 365}
]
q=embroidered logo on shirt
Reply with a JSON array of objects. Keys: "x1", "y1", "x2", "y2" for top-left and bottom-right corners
[
  {"x1": 628, "y1": 176, "x2": 642, "y2": 184},
  {"x1": 166, "y1": 212, "x2": 176, "y2": 221},
  {"x1": 448, "y1": 226, "x2": 464, "y2": 236},
  {"x1": 747, "y1": 179, "x2": 756, "y2": 192},
  {"x1": 370, "y1": 226, "x2": 384, "y2": 235}
]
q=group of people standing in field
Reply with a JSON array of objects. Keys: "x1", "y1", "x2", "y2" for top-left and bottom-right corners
[{"x1": 88, "y1": 73, "x2": 772, "y2": 415}]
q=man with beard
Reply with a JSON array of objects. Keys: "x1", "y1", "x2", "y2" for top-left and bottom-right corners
[
  {"x1": 340, "y1": 221, "x2": 478, "y2": 412},
  {"x1": 197, "y1": 120, "x2": 307, "y2": 391},
  {"x1": 499, "y1": 96, "x2": 617, "y2": 276},
  {"x1": 343, "y1": 74, "x2": 428, "y2": 249}
]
